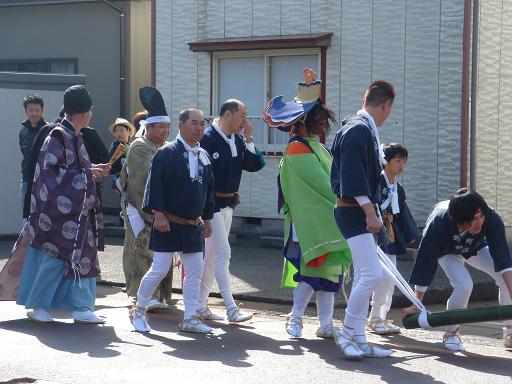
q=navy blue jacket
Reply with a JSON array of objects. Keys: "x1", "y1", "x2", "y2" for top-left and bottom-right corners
[
  {"x1": 330, "y1": 114, "x2": 382, "y2": 203},
  {"x1": 409, "y1": 201, "x2": 512, "y2": 287},
  {"x1": 200, "y1": 125, "x2": 265, "y2": 210}
]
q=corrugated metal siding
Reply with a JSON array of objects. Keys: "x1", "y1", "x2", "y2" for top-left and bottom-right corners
[
  {"x1": 155, "y1": 0, "x2": 465, "y2": 225},
  {"x1": 477, "y1": 0, "x2": 512, "y2": 225}
]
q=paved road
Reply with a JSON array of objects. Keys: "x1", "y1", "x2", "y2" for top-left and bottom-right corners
[{"x1": 0, "y1": 286, "x2": 511, "y2": 384}]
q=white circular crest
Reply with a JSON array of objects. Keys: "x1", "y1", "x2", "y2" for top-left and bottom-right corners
[
  {"x1": 44, "y1": 153, "x2": 58, "y2": 168},
  {"x1": 213, "y1": 152, "x2": 219, "y2": 160},
  {"x1": 39, "y1": 184, "x2": 48, "y2": 202},
  {"x1": 33, "y1": 163, "x2": 40, "y2": 182},
  {"x1": 72, "y1": 173, "x2": 86, "y2": 190},
  {"x1": 80, "y1": 144, "x2": 90, "y2": 162},
  {"x1": 79, "y1": 257, "x2": 92, "y2": 275},
  {"x1": 57, "y1": 196, "x2": 72, "y2": 214},
  {"x1": 65, "y1": 149, "x2": 75, "y2": 166},
  {"x1": 38, "y1": 213, "x2": 52, "y2": 232},
  {"x1": 62, "y1": 221, "x2": 78, "y2": 240},
  {"x1": 30, "y1": 194, "x2": 36, "y2": 214},
  {"x1": 29, "y1": 225, "x2": 35, "y2": 243},
  {"x1": 87, "y1": 229, "x2": 95, "y2": 247},
  {"x1": 56, "y1": 167, "x2": 66, "y2": 185},
  {"x1": 41, "y1": 242, "x2": 59, "y2": 258}
]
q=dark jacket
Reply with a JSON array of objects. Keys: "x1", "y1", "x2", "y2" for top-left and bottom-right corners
[{"x1": 19, "y1": 118, "x2": 47, "y2": 181}]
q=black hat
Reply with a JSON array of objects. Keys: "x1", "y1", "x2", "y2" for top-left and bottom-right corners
[
  {"x1": 63, "y1": 85, "x2": 93, "y2": 114},
  {"x1": 139, "y1": 86, "x2": 170, "y2": 124}
]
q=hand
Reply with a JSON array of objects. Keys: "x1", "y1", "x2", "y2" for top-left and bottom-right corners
[
  {"x1": 242, "y1": 120, "x2": 253, "y2": 140},
  {"x1": 401, "y1": 305, "x2": 420, "y2": 319},
  {"x1": 153, "y1": 211, "x2": 170, "y2": 232},
  {"x1": 202, "y1": 220, "x2": 212, "y2": 238},
  {"x1": 96, "y1": 163, "x2": 111, "y2": 176},
  {"x1": 366, "y1": 213, "x2": 382, "y2": 234},
  {"x1": 90, "y1": 167, "x2": 105, "y2": 181}
]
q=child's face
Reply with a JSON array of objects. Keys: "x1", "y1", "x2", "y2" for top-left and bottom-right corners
[
  {"x1": 113, "y1": 125, "x2": 130, "y2": 143},
  {"x1": 385, "y1": 156, "x2": 407, "y2": 177}
]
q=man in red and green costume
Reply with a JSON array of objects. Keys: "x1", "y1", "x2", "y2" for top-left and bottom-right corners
[{"x1": 263, "y1": 68, "x2": 351, "y2": 339}]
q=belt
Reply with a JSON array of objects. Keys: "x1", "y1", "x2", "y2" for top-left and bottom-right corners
[
  {"x1": 336, "y1": 197, "x2": 359, "y2": 207},
  {"x1": 215, "y1": 192, "x2": 236, "y2": 198},
  {"x1": 163, "y1": 212, "x2": 202, "y2": 226}
]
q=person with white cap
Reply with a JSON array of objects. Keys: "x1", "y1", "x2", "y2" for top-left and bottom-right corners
[
  {"x1": 129, "y1": 90, "x2": 215, "y2": 333},
  {"x1": 119, "y1": 94, "x2": 173, "y2": 311},
  {"x1": 14, "y1": 84, "x2": 110, "y2": 324}
]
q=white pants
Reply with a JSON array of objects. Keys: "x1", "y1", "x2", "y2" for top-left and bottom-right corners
[
  {"x1": 137, "y1": 251, "x2": 203, "y2": 319},
  {"x1": 198, "y1": 207, "x2": 236, "y2": 309},
  {"x1": 369, "y1": 254, "x2": 397, "y2": 320},
  {"x1": 290, "y1": 281, "x2": 335, "y2": 328},
  {"x1": 343, "y1": 233, "x2": 384, "y2": 336},
  {"x1": 438, "y1": 246, "x2": 512, "y2": 332}
]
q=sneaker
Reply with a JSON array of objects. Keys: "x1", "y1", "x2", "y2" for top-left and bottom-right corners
[
  {"x1": 226, "y1": 304, "x2": 253, "y2": 323},
  {"x1": 196, "y1": 306, "x2": 224, "y2": 321},
  {"x1": 504, "y1": 328, "x2": 512, "y2": 349},
  {"x1": 158, "y1": 298, "x2": 170, "y2": 309},
  {"x1": 368, "y1": 318, "x2": 401, "y2": 335},
  {"x1": 286, "y1": 315, "x2": 302, "y2": 338},
  {"x1": 355, "y1": 337, "x2": 394, "y2": 357},
  {"x1": 27, "y1": 308, "x2": 54, "y2": 323},
  {"x1": 333, "y1": 328, "x2": 365, "y2": 360},
  {"x1": 316, "y1": 324, "x2": 338, "y2": 338},
  {"x1": 129, "y1": 306, "x2": 151, "y2": 332},
  {"x1": 178, "y1": 317, "x2": 213, "y2": 334},
  {"x1": 146, "y1": 298, "x2": 162, "y2": 312},
  {"x1": 72, "y1": 310, "x2": 105, "y2": 324},
  {"x1": 443, "y1": 330, "x2": 465, "y2": 351}
]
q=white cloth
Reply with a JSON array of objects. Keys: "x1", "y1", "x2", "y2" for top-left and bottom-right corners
[
  {"x1": 126, "y1": 203, "x2": 145, "y2": 238},
  {"x1": 212, "y1": 118, "x2": 237, "y2": 157},
  {"x1": 198, "y1": 207, "x2": 236, "y2": 309},
  {"x1": 290, "y1": 281, "x2": 334, "y2": 328},
  {"x1": 343, "y1": 233, "x2": 384, "y2": 335},
  {"x1": 355, "y1": 195, "x2": 371, "y2": 206},
  {"x1": 380, "y1": 171, "x2": 400, "y2": 214},
  {"x1": 177, "y1": 133, "x2": 200, "y2": 178},
  {"x1": 370, "y1": 254, "x2": 397, "y2": 320},
  {"x1": 291, "y1": 281, "x2": 314, "y2": 318},
  {"x1": 357, "y1": 109, "x2": 387, "y2": 167},
  {"x1": 134, "y1": 122, "x2": 146, "y2": 138},
  {"x1": 136, "y1": 251, "x2": 203, "y2": 320},
  {"x1": 438, "y1": 247, "x2": 512, "y2": 332}
]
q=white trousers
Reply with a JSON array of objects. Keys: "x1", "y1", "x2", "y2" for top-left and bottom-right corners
[
  {"x1": 290, "y1": 281, "x2": 335, "y2": 328},
  {"x1": 438, "y1": 246, "x2": 512, "y2": 332},
  {"x1": 198, "y1": 207, "x2": 236, "y2": 309},
  {"x1": 369, "y1": 254, "x2": 397, "y2": 320},
  {"x1": 343, "y1": 233, "x2": 384, "y2": 336},
  {"x1": 137, "y1": 251, "x2": 203, "y2": 319}
]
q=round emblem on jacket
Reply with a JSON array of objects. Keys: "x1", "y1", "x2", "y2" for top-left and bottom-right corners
[{"x1": 213, "y1": 152, "x2": 219, "y2": 159}]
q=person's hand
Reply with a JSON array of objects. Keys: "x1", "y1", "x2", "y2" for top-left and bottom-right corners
[
  {"x1": 153, "y1": 211, "x2": 170, "y2": 232},
  {"x1": 96, "y1": 163, "x2": 111, "y2": 176},
  {"x1": 242, "y1": 120, "x2": 253, "y2": 140},
  {"x1": 366, "y1": 213, "x2": 382, "y2": 233},
  {"x1": 202, "y1": 220, "x2": 212, "y2": 238},
  {"x1": 401, "y1": 305, "x2": 420, "y2": 319},
  {"x1": 90, "y1": 167, "x2": 105, "y2": 181}
]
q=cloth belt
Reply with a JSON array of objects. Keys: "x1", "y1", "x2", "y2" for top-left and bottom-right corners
[
  {"x1": 215, "y1": 192, "x2": 236, "y2": 197},
  {"x1": 163, "y1": 212, "x2": 202, "y2": 226},
  {"x1": 336, "y1": 197, "x2": 359, "y2": 207}
]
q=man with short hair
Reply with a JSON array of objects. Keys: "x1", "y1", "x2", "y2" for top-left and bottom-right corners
[
  {"x1": 19, "y1": 94, "x2": 47, "y2": 219},
  {"x1": 130, "y1": 104, "x2": 215, "y2": 334},
  {"x1": 404, "y1": 189, "x2": 512, "y2": 350},
  {"x1": 330, "y1": 80, "x2": 396, "y2": 359},
  {"x1": 196, "y1": 99, "x2": 265, "y2": 323}
]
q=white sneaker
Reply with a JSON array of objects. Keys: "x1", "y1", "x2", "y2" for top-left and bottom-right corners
[
  {"x1": 443, "y1": 331, "x2": 465, "y2": 351},
  {"x1": 368, "y1": 317, "x2": 401, "y2": 335},
  {"x1": 334, "y1": 328, "x2": 364, "y2": 360},
  {"x1": 27, "y1": 308, "x2": 54, "y2": 323},
  {"x1": 178, "y1": 317, "x2": 213, "y2": 334},
  {"x1": 196, "y1": 306, "x2": 224, "y2": 321},
  {"x1": 72, "y1": 310, "x2": 105, "y2": 324},
  {"x1": 159, "y1": 298, "x2": 170, "y2": 309},
  {"x1": 355, "y1": 338, "x2": 394, "y2": 357},
  {"x1": 286, "y1": 315, "x2": 303, "y2": 338},
  {"x1": 129, "y1": 306, "x2": 151, "y2": 332},
  {"x1": 146, "y1": 298, "x2": 162, "y2": 312},
  {"x1": 226, "y1": 304, "x2": 253, "y2": 323},
  {"x1": 316, "y1": 324, "x2": 338, "y2": 339}
]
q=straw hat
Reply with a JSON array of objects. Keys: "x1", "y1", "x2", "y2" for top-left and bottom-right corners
[{"x1": 108, "y1": 118, "x2": 136, "y2": 138}]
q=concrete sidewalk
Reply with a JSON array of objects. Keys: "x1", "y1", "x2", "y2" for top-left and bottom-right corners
[{"x1": 0, "y1": 234, "x2": 498, "y2": 308}]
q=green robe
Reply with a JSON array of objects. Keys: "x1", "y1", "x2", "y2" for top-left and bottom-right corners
[
  {"x1": 119, "y1": 136, "x2": 173, "y2": 300},
  {"x1": 279, "y1": 136, "x2": 352, "y2": 288}
]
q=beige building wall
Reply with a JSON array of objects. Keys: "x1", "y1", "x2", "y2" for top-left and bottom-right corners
[
  {"x1": 475, "y1": 0, "x2": 512, "y2": 225},
  {"x1": 155, "y1": 0, "x2": 465, "y2": 225},
  {"x1": 126, "y1": 0, "x2": 152, "y2": 120}
]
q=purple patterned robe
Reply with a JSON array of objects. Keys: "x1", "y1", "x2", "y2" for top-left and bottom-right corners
[{"x1": 29, "y1": 121, "x2": 102, "y2": 279}]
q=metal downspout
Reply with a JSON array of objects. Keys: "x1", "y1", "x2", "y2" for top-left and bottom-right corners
[{"x1": 470, "y1": 0, "x2": 480, "y2": 191}]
